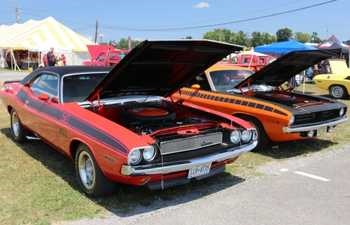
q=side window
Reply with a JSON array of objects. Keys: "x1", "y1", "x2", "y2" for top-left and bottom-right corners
[
  {"x1": 31, "y1": 73, "x2": 58, "y2": 97},
  {"x1": 186, "y1": 73, "x2": 211, "y2": 90}
]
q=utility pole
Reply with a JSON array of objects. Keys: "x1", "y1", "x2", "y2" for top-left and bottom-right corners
[
  {"x1": 15, "y1": 7, "x2": 20, "y2": 23},
  {"x1": 94, "y1": 20, "x2": 99, "y2": 43},
  {"x1": 128, "y1": 36, "x2": 131, "y2": 50}
]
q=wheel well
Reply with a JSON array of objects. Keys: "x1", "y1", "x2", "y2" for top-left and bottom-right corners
[
  {"x1": 234, "y1": 114, "x2": 266, "y2": 133},
  {"x1": 69, "y1": 140, "x2": 83, "y2": 159},
  {"x1": 329, "y1": 84, "x2": 348, "y2": 95},
  {"x1": 7, "y1": 105, "x2": 13, "y2": 114}
]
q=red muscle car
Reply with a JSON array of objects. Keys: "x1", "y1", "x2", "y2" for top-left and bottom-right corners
[{"x1": 0, "y1": 40, "x2": 257, "y2": 196}]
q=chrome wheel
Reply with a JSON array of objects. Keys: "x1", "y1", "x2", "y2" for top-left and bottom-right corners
[
  {"x1": 78, "y1": 151, "x2": 96, "y2": 190},
  {"x1": 330, "y1": 86, "x2": 345, "y2": 98},
  {"x1": 11, "y1": 111, "x2": 20, "y2": 137}
]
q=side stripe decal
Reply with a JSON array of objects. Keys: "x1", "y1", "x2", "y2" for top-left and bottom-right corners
[
  {"x1": 16, "y1": 90, "x2": 128, "y2": 154},
  {"x1": 181, "y1": 89, "x2": 287, "y2": 116}
]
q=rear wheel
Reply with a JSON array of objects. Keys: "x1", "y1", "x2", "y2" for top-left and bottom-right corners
[
  {"x1": 75, "y1": 144, "x2": 116, "y2": 197},
  {"x1": 10, "y1": 109, "x2": 26, "y2": 142},
  {"x1": 329, "y1": 85, "x2": 347, "y2": 99}
]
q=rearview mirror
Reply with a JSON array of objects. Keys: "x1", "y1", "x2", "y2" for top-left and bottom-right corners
[
  {"x1": 38, "y1": 93, "x2": 49, "y2": 101},
  {"x1": 191, "y1": 84, "x2": 201, "y2": 90}
]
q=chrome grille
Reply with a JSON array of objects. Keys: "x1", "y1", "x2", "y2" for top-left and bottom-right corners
[{"x1": 159, "y1": 132, "x2": 223, "y2": 156}]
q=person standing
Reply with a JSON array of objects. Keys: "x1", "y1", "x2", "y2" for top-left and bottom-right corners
[{"x1": 46, "y1": 48, "x2": 57, "y2": 66}]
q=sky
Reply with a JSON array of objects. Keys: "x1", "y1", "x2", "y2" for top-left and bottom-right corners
[{"x1": 0, "y1": 0, "x2": 349, "y2": 42}]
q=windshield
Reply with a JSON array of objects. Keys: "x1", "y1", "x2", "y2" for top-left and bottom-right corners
[
  {"x1": 209, "y1": 69, "x2": 253, "y2": 92},
  {"x1": 63, "y1": 73, "x2": 107, "y2": 102}
]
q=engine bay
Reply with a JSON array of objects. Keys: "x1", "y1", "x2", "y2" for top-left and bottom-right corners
[{"x1": 88, "y1": 99, "x2": 219, "y2": 135}]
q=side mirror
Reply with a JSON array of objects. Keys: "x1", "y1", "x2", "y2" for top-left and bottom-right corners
[
  {"x1": 51, "y1": 97, "x2": 59, "y2": 103},
  {"x1": 191, "y1": 84, "x2": 201, "y2": 90},
  {"x1": 38, "y1": 93, "x2": 49, "y2": 101}
]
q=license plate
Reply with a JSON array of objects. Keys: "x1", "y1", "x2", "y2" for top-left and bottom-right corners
[{"x1": 188, "y1": 163, "x2": 211, "y2": 179}]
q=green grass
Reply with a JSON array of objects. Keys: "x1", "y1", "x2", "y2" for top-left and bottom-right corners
[{"x1": 0, "y1": 84, "x2": 349, "y2": 225}]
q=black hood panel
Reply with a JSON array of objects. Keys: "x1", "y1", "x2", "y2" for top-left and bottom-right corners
[
  {"x1": 236, "y1": 49, "x2": 338, "y2": 88},
  {"x1": 87, "y1": 40, "x2": 242, "y2": 101}
]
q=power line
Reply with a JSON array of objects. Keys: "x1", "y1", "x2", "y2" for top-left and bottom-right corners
[{"x1": 101, "y1": 0, "x2": 337, "y2": 32}]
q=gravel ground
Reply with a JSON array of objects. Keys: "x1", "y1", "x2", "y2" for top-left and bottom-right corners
[{"x1": 57, "y1": 146, "x2": 350, "y2": 225}]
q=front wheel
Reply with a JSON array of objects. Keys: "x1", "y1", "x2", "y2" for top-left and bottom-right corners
[
  {"x1": 75, "y1": 144, "x2": 116, "y2": 197},
  {"x1": 329, "y1": 85, "x2": 347, "y2": 99},
  {"x1": 10, "y1": 109, "x2": 27, "y2": 142}
]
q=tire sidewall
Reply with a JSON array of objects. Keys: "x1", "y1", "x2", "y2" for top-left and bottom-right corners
[
  {"x1": 10, "y1": 109, "x2": 26, "y2": 142},
  {"x1": 330, "y1": 85, "x2": 346, "y2": 99},
  {"x1": 75, "y1": 145, "x2": 97, "y2": 195}
]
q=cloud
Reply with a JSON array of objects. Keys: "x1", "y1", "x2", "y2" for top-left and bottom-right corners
[{"x1": 194, "y1": 2, "x2": 210, "y2": 9}]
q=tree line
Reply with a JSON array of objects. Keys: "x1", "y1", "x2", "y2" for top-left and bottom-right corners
[
  {"x1": 202, "y1": 27, "x2": 322, "y2": 47},
  {"x1": 113, "y1": 27, "x2": 323, "y2": 49}
]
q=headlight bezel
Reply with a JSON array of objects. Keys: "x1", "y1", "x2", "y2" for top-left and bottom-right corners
[
  {"x1": 230, "y1": 130, "x2": 241, "y2": 144},
  {"x1": 127, "y1": 148, "x2": 142, "y2": 165},
  {"x1": 241, "y1": 129, "x2": 253, "y2": 143},
  {"x1": 339, "y1": 108, "x2": 345, "y2": 117},
  {"x1": 142, "y1": 146, "x2": 157, "y2": 162}
]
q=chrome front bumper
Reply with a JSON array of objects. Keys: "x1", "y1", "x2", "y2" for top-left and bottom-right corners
[
  {"x1": 283, "y1": 117, "x2": 348, "y2": 133},
  {"x1": 121, "y1": 141, "x2": 257, "y2": 176}
]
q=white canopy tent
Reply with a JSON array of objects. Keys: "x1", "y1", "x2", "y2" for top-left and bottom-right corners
[{"x1": 0, "y1": 17, "x2": 93, "y2": 69}]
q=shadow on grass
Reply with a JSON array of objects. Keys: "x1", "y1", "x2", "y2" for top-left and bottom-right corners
[
  {"x1": 258, "y1": 138, "x2": 336, "y2": 159},
  {"x1": 1, "y1": 128, "x2": 244, "y2": 217}
]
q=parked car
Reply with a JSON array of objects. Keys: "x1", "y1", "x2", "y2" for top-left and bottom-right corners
[
  {"x1": 0, "y1": 40, "x2": 257, "y2": 196},
  {"x1": 172, "y1": 50, "x2": 348, "y2": 150},
  {"x1": 313, "y1": 59, "x2": 350, "y2": 98},
  {"x1": 83, "y1": 44, "x2": 128, "y2": 66}
]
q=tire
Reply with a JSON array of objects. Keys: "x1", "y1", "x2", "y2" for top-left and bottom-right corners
[
  {"x1": 329, "y1": 85, "x2": 348, "y2": 99},
  {"x1": 236, "y1": 115, "x2": 269, "y2": 151},
  {"x1": 10, "y1": 109, "x2": 27, "y2": 142},
  {"x1": 75, "y1": 144, "x2": 116, "y2": 197}
]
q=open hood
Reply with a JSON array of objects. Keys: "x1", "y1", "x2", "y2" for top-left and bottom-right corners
[
  {"x1": 87, "y1": 40, "x2": 242, "y2": 101},
  {"x1": 236, "y1": 49, "x2": 338, "y2": 88}
]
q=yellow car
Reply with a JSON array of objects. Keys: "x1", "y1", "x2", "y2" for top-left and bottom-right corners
[{"x1": 313, "y1": 59, "x2": 350, "y2": 98}]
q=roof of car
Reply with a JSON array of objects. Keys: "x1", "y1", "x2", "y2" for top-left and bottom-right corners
[
  {"x1": 35, "y1": 66, "x2": 112, "y2": 76},
  {"x1": 205, "y1": 63, "x2": 253, "y2": 73},
  {"x1": 21, "y1": 66, "x2": 112, "y2": 84}
]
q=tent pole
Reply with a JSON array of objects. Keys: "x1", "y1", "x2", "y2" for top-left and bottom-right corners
[
  {"x1": 28, "y1": 50, "x2": 30, "y2": 70},
  {"x1": 11, "y1": 50, "x2": 21, "y2": 71}
]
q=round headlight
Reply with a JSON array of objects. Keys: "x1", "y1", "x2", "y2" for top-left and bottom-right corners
[
  {"x1": 230, "y1": 130, "x2": 241, "y2": 144},
  {"x1": 142, "y1": 146, "x2": 156, "y2": 162},
  {"x1": 128, "y1": 149, "x2": 142, "y2": 165},
  {"x1": 289, "y1": 115, "x2": 295, "y2": 125},
  {"x1": 241, "y1": 130, "x2": 252, "y2": 143},
  {"x1": 339, "y1": 108, "x2": 345, "y2": 116}
]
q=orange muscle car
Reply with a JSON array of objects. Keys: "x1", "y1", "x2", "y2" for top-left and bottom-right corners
[{"x1": 172, "y1": 50, "x2": 347, "y2": 149}]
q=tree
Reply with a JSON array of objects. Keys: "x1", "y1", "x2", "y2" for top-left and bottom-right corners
[
  {"x1": 295, "y1": 32, "x2": 312, "y2": 43},
  {"x1": 203, "y1": 29, "x2": 249, "y2": 46},
  {"x1": 311, "y1": 32, "x2": 322, "y2": 43},
  {"x1": 276, "y1": 28, "x2": 293, "y2": 42},
  {"x1": 203, "y1": 29, "x2": 234, "y2": 43},
  {"x1": 117, "y1": 38, "x2": 141, "y2": 49},
  {"x1": 250, "y1": 32, "x2": 276, "y2": 47}
]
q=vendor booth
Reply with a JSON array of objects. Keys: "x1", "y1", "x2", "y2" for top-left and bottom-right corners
[{"x1": 255, "y1": 40, "x2": 316, "y2": 56}]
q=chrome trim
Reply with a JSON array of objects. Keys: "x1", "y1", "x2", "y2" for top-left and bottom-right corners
[
  {"x1": 159, "y1": 132, "x2": 223, "y2": 156},
  {"x1": 121, "y1": 141, "x2": 257, "y2": 176},
  {"x1": 283, "y1": 117, "x2": 348, "y2": 133}
]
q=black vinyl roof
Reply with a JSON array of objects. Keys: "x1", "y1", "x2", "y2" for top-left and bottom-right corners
[{"x1": 21, "y1": 66, "x2": 111, "y2": 84}]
